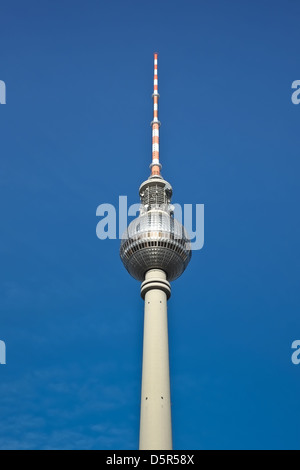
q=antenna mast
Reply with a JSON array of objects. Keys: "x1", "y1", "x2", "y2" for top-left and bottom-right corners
[{"x1": 150, "y1": 53, "x2": 162, "y2": 176}]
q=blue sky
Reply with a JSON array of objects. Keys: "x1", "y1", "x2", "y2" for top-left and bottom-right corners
[{"x1": 0, "y1": 0, "x2": 300, "y2": 450}]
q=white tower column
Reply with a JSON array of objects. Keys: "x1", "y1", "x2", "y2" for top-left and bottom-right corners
[{"x1": 139, "y1": 269, "x2": 172, "y2": 450}]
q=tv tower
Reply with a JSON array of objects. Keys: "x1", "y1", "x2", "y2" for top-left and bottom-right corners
[{"x1": 120, "y1": 53, "x2": 192, "y2": 450}]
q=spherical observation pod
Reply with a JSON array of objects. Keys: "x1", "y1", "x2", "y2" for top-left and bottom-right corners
[{"x1": 120, "y1": 209, "x2": 192, "y2": 282}]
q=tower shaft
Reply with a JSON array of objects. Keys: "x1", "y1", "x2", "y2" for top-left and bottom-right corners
[{"x1": 139, "y1": 269, "x2": 172, "y2": 450}]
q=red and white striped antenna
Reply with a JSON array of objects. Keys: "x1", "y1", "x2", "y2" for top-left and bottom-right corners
[{"x1": 150, "y1": 53, "x2": 162, "y2": 177}]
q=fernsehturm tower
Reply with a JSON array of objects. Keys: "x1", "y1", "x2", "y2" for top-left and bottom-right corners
[{"x1": 120, "y1": 53, "x2": 191, "y2": 450}]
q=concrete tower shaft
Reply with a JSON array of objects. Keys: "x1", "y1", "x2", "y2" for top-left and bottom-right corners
[{"x1": 139, "y1": 269, "x2": 172, "y2": 450}]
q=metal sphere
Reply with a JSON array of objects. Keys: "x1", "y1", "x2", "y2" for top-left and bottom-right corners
[{"x1": 120, "y1": 209, "x2": 192, "y2": 282}]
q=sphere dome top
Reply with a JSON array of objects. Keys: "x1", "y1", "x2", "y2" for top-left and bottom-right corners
[{"x1": 120, "y1": 177, "x2": 191, "y2": 282}]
